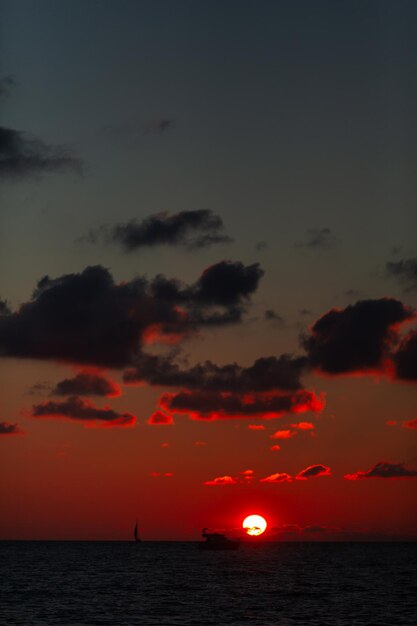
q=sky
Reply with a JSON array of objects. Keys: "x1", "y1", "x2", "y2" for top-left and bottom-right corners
[{"x1": 0, "y1": 0, "x2": 416, "y2": 541}]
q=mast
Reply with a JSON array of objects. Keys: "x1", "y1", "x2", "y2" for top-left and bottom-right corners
[{"x1": 134, "y1": 520, "x2": 141, "y2": 542}]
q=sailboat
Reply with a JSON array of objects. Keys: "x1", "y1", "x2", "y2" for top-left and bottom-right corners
[{"x1": 133, "y1": 520, "x2": 141, "y2": 543}]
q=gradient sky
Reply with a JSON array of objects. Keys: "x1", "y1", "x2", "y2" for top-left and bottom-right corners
[{"x1": 1, "y1": 0, "x2": 416, "y2": 541}]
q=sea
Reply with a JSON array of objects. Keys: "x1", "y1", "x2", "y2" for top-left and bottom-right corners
[{"x1": 1, "y1": 541, "x2": 416, "y2": 626}]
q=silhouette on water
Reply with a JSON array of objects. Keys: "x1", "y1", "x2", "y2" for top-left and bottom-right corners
[
  {"x1": 133, "y1": 520, "x2": 141, "y2": 543},
  {"x1": 199, "y1": 528, "x2": 240, "y2": 550}
]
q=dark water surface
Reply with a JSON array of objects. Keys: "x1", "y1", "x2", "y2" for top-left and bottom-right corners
[{"x1": 1, "y1": 541, "x2": 416, "y2": 625}]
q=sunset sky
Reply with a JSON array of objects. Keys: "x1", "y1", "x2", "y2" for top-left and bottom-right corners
[{"x1": 1, "y1": 0, "x2": 416, "y2": 541}]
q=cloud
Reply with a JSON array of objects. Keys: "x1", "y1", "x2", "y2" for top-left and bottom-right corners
[
  {"x1": 160, "y1": 389, "x2": 323, "y2": 420},
  {"x1": 393, "y1": 330, "x2": 417, "y2": 382},
  {"x1": 302, "y1": 298, "x2": 414, "y2": 375},
  {"x1": 291, "y1": 421, "x2": 314, "y2": 430},
  {"x1": 124, "y1": 353, "x2": 306, "y2": 392},
  {"x1": 147, "y1": 411, "x2": 174, "y2": 425},
  {"x1": 260, "y1": 472, "x2": 292, "y2": 483},
  {"x1": 302, "y1": 525, "x2": 328, "y2": 534},
  {"x1": 204, "y1": 475, "x2": 238, "y2": 486},
  {"x1": 248, "y1": 424, "x2": 265, "y2": 430},
  {"x1": 0, "y1": 125, "x2": 82, "y2": 179},
  {"x1": 402, "y1": 418, "x2": 417, "y2": 429},
  {"x1": 294, "y1": 228, "x2": 340, "y2": 249},
  {"x1": 296, "y1": 464, "x2": 331, "y2": 480},
  {"x1": 144, "y1": 118, "x2": 174, "y2": 134},
  {"x1": 101, "y1": 210, "x2": 233, "y2": 252},
  {"x1": 386, "y1": 420, "x2": 397, "y2": 426},
  {"x1": 0, "y1": 262, "x2": 262, "y2": 368},
  {"x1": 51, "y1": 372, "x2": 121, "y2": 397},
  {"x1": 387, "y1": 257, "x2": 417, "y2": 291},
  {"x1": 270, "y1": 429, "x2": 296, "y2": 439},
  {"x1": 0, "y1": 421, "x2": 24, "y2": 435},
  {"x1": 0, "y1": 75, "x2": 16, "y2": 99},
  {"x1": 255, "y1": 241, "x2": 267, "y2": 252},
  {"x1": 345, "y1": 461, "x2": 417, "y2": 480},
  {"x1": 264, "y1": 309, "x2": 285, "y2": 326},
  {"x1": 270, "y1": 444, "x2": 281, "y2": 451},
  {"x1": 150, "y1": 471, "x2": 174, "y2": 478},
  {"x1": 31, "y1": 396, "x2": 135, "y2": 428}
]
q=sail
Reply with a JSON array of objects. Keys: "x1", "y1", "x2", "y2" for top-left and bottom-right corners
[{"x1": 134, "y1": 520, "x2": 140, "y2": 542}]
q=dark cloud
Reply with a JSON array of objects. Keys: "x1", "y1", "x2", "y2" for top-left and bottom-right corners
[
  {"x1": 0, "y1": 75, "x2": 16, "y2": 99},
  {"x1": 302, "y1": 525, "x2": 327, "y2": 534},
  {"x1": 387, "y1": 257, "x2": 417, "y2": 291},
  {"x1": 52, "y1": 373, "x2": 121, "y2": 397},
  {"x1": 296, "y1": 464, "x2": 331, "y2": 480},
  {"x1": 159, "y1": 389, "x2": 323, "y2": 420},
  {"x1": 393, "y1": 330, "x2": 417, "y2": 381},
  {"x1": 264, "y1": 309, "x2": 285, "y2": 326},
  {"x1": 345, "y1": 461, "x2": 417, "y2": 480},
  {"x1": 191, "y1": 261, "x2": 263, "y2": 307},
  {"x1": 302, "y1": 298, "x2": 413, "y2": 375},
  {"x1": 27, "y1": 382, "x2": 51, "y2": 396},
  {"x1": 294, "y1": 228, "x2": 340, "y2": 249},
  {"x1": 0, "y1": 126, "x2": 82, "y2": 179},
  {"x1": 255, "y1": 241, "x2": 267, "y2": 252},
  {"x1": 0, "y1": 421, "x2": 24, "y2": 435},
  {"x1": 124, "y1": 353, "x2": 306, "y2": 392},
  {"x1": 32, "y1": 396, "x2": 135, "y2": 428},
  {"x1": 0, "y1": 262, "x2": 262, "y2": 368},
  {"x1": 144, "y1": 118, "x2": 174, "y2": 134},
  {"x1": 0, "y1": 300, "x2": 11, "y2": 315},
  {"x1": 94, "y1": 210, "x2": 233, "y2": 251}
]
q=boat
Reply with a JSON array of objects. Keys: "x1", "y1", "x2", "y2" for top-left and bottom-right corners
[
  {"x1": 199, "y1": 528, "x2": 240, "y2": 550},
  {"x1": 133, "y1": 520, "x2": 141, "y2": 543}
]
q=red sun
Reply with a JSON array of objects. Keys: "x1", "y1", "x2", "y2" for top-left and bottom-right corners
[{"x1": 243, "y1": 514, "x2": 267, "y2": 536}]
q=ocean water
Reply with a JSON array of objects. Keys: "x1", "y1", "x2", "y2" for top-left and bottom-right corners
[{"x1": 1, "y1": 541, "x2": 416, "y2": 625}]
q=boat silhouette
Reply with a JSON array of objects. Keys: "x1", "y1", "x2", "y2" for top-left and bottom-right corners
[
  {"x1": 133, "y1": 520, "x2": 141, "y2": 543},
  {"x1": 199, "y1": 528, "x2": 240, "y2": 550}
]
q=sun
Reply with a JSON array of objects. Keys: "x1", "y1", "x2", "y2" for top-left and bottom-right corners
[{"x1": 243, "y1": 514, "x2": 267, "y2": 536}]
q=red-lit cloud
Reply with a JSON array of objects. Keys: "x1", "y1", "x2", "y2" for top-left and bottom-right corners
[
  {"x1": 270, "y1": 429, "x2": 296, "y2": 439},
  {"x1": 386, "y1": 420, "x2": 397, "y2": 426},
  {"x1": 291, "y1": 421, "x2": 314, "y2": 430},
  {"x1": 52, "y1": 372, "x2": 121, "y2": 397},
  {"x1": 402, "y1": 418, "x2": 417, "y2": 429},
  {"x1": 31, "y1": 396, "x2": 135, "y2": 428},
  {"x1": 150, "y1": 472, "x2": 174, "y2": 478},
  {"x1": 296, "y1": 464, "x2": 331, "y2": 480},
  {"x1": 204, "y1": 475, "x2": 238, "y2": 486},
  {"x1": 241, "y1": 469, "x2": 254, "y2": 481},
  {"x1": 0, "y1": 421, "x2": 24, "y2": 436},
  {"x1": 345, "y1": 461, "x2": 417, "y2": 480},
  {"x1": 270, "y1": 444, "x2": 281, "y2": 451},
  {"x1": 147, "y1": 411, "x2": 174, "y2": 425},
  {"x1": 248, "y1": 424, "x2": 266, "y2": 430},
  {"x1": 260, "y1": 472, "x2": 292, "y2": 483}
]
